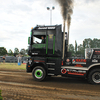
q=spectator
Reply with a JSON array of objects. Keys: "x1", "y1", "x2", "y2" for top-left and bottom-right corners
[
  {"x1": 0, "y1": 58, "x2": 1, "y2": 64},
  {"x1": 17, "y1": 54, "x2": 22, "y2": 63},
  {"x1": 2, "y1": 56, "x2": 6, "y2": 63}
]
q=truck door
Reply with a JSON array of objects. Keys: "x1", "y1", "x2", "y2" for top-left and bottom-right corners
[{"x1": 32, "y1": 30, "x2": 46, "y2": 56}]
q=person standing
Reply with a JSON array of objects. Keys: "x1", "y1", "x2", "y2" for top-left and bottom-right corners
[
  {"x1": 2, "y1": 56, "x2": 6, "y2": 63},
  {"x1": 18, "y1": 55, "x2": 21, "y2": 63},
  {"x1": 17, "y1": 54, "x2": 22, "y2": 65}
]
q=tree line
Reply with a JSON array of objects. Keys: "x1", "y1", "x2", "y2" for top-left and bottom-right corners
[
  {"x1": 69, "y1": 38, "x2": 100, "y2": 57},
  {"x1": 0, "y1": 38, "x2": 100, "y2": 57},
  {"x1": 0, "y1": 47, "x2": 28, "y2": 56}
]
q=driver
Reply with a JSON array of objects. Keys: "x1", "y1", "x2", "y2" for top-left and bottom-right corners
[{"x1": 41, "y1": 36, "x2": 45, "y2": 43}]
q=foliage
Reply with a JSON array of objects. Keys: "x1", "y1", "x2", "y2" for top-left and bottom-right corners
[
  {"x1": 68, "y1": 44, "x2": 75, "y2": 56},
  {"x1": 91, "y1": 38, "x2": 100, "y2": 48},
  {"x1": 8, "y1": 49, "x2": 13, "y2": 56},
  {"x1": 20, "y1": 48, "x2": 26, "y2": 55},
  {"x1": 0, "y1": 90, "x2": 3, "y2": 100},
  {"x1": 69, "y1": 44, "x2": 74, "y2": 52},
  {"x1": 69, "y1": 38, "x2": 100, "y2": 57},
  {"x1": 77, "y1": 44, "x2": 85, "y2": 57},
  {"x1": 25, "y1": 49, "x2": 28, "y2": 55},
  {"x1": 0, "y1": 47, "x2": 7, "y2": 56},
  {"x1": 83, "y1": 38, "x2": 92, "y2": 48},
  {"x1": 14, "y1": 48, "x2": 19, "y2": 55}
]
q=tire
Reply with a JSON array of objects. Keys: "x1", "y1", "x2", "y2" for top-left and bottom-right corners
[
  {"x1": 88, "y1": 69, "x2": 100, "y2": 84},
  {"x1": 32, "y1": 66, "x2": 46, "y2": 81}
]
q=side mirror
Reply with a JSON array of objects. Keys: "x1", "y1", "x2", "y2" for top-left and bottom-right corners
[
  {"x1": 28, "y1": 37, "x2": 33, "y2": 45},
  {"x1": 28, "y1": 37, "x2": 30, "y2": 44}
]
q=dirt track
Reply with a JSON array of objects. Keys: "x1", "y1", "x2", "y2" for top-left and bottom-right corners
[{"x1": 0, "y1": 69, "x2": 100, "y2": 100}]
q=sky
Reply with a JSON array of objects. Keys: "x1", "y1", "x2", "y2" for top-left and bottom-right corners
[{"x1": 0, "y1": 0, "x2": 100, "y2": 52}]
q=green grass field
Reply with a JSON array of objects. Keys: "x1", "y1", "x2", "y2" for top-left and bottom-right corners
[{"x1": 0, "y1": 63, "x2": 26, "y2": 70}]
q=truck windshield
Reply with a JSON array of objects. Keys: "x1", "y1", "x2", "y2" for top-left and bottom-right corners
[{"x1": 33, "y1": 31, "x2": 46, "y2": 44}]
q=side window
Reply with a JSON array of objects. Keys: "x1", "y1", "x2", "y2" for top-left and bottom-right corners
[
  {"x1": 93, "y1": 50, "x2": 100, "y2": 59},
  {"x1": 33, "y1": 36, "x2": 42, "y2": 44},
  {"x1": 33, "y1": 31, "x2": 46, "y2": 44}
]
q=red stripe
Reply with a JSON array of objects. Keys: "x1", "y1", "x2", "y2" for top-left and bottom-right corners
[{"x1": 67, "y1": 72, "x2": 85, "y2": 76}]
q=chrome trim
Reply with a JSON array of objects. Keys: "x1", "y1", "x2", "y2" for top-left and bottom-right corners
[
  {"x1": 48, "y1": 73, "x2": 54, "y2": 75},
  {"x1": 90, "y1": 49, "x2": 94, "y2": 59},
  {"x1": 46, "y1": 63, "x2": 55, "y2": 65},
  {"x1": 88, "y1": 63, "x2": 100, "y2": 70},
  {"x1": 61, "y1": 66, "x2": 88, "y2": 71},
  {"x1": 72, "y1": 62, "x2": 86, "y2": 65},
  {"x1": 48, "y1": 68, "x2": 55, "y2": 70}
]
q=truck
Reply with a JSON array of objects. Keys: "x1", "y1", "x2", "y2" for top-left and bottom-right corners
[{"x1": 26, "y1": 24, "x2": 100, "y2": 84}]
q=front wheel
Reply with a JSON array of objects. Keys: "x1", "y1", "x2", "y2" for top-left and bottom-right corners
[
  {"x1": 32, "y1": 66, "x2": 46, "y2": 81},
  {"x1": 88, "y1": 69, "x2": 100, "y2": 84}
]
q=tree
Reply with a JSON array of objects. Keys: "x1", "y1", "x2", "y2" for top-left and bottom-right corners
[
  {"x1": 8, "y1": 49, "x2": 13, "y2": 56},
  {"x1": 91, "y1": 38, "x2": 100, "y2": 48},
  {"x1": 83, "y1": 38, "x2": 100, "y2": 49},
  {"x1": 20, "y1": 48, "x2": 26, "y2": 55},
  {"x1": 75, "y1": 40, "x2": 77, "y2": 53},
  {"x1": 68, "y1": 44, "x2": 75, "y2": 56},
  {"x1": 14, "y1": 48, "x2": 19, "y2": 55},
  {"x1": 25, "y1": 49, "x2": 28, "y2": 55},
  {"x1": 77, "y1": 44, "x2": 85, "y2": 57},
  {"x1": 83, "y1": 38, "x2": 92, "y2": 48},
  {"x1": 0, "y1": 47, "x2": 7, "y2": 56},
  {"x1": 69, "y1": 44, "x2": 74, "y2": 52}
]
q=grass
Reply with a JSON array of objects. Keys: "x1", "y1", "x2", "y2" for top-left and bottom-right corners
[
  {"x1": 0, "y1": 63, "x2": 26, "y2": 70},
  {"x1": 0, "y1": 90, "x2": 3, "y2": 100}
]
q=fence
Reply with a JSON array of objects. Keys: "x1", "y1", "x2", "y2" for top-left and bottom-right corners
[{"x1": 0, "y1": 56, "x2": 28, "y2": 64}]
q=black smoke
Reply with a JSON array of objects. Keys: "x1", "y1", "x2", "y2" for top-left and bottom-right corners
[
  {"x1": 56, "y1": 0, "x2": 74, "y2": 31},
  {"x1": 56, "y1": 0, "x2": 74, "y2": 53}
]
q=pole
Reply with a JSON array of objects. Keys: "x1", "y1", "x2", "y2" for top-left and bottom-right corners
[
  {"x1": 50, "y1": 10, "x2": 52, "y2": 25},
  {"x1": 47, "y1": 7, "x2": 55, "y2": 25}
]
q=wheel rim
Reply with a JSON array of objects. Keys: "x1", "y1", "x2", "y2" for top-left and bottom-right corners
[
  {"x1": 92, "y1": 72, "x2": 100, "y2": 83},
  {"x1": 35, "y1": 69, "x2": 43, "y2": 79}
]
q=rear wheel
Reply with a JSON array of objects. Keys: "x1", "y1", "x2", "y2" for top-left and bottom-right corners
[
  {"x1": 32, "y1": 66, "x2": 46, "y2": 81},
  {"x1": 88, "y1": 69, "x2": 100, "y2": 84}
]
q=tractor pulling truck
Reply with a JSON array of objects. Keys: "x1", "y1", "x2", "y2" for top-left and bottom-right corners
[{"x1": 26, "y1": 25, "x2": 100, "y2": 84}]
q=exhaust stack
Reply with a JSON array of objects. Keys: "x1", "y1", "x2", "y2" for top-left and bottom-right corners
[
  {"x1": 62, "y1": 21, "x2": 65, "y2": 60},
  {"x1": 56, "y1": 0, "x2": 74, "y2": 60}
]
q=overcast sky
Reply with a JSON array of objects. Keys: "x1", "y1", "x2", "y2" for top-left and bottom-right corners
[{"x1": 0, "y1": 0, "x2": 100, "y2": 52}]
